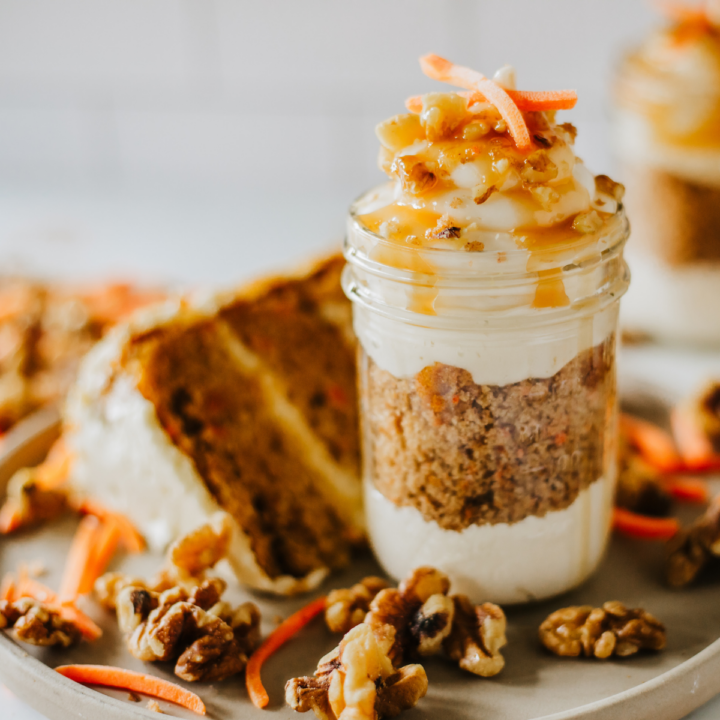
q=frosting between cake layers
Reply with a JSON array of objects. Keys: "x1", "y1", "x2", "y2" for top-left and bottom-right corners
[{"x1": 364, "y1": 474, "x2": 614, "y2": 605}]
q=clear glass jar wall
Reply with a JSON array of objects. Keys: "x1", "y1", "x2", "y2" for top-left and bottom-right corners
[{"x1": 344, "y1": 188, "x2": 630, "y2": 604}]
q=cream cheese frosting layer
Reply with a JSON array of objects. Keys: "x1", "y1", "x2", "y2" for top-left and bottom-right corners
[{"x1": 364, "y1": 475, "x2": 614, "y2": 605}]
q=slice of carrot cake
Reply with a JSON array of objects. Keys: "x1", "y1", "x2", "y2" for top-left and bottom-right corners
[{"x1": 66, "y1": 254, "x2": 362, "y2": 595}]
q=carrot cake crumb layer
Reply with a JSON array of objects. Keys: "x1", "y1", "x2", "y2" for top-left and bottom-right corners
[{"x1": 364, "y1": 338, "x2": 616, "y2": 531}]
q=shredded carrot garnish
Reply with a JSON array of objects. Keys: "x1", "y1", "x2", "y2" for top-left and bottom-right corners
[
  {"x1": 670, "y1": 407, "x2": 720, "y2": 472},
  {"x1": 653, "y1": 0, "x2": 710, "y2": 24},
  {"x1": 664, "y1": 476, "x2": 709, "y2": 504},
  {"x1": 59, "y1": 515, "x2": 104, "y2": 602},
  {"x1": 35, "y1": 437, "x2": 73, "y2": 490},
  {"x1": 613, "y1": 507, "x2": 680, "y2": 541},
  {"x1": 78, "y1": 517, "x2": 121, "y2": 597},
  {"x1": 55, "y1": 665, "x2": 205, "y2": 715},
  {"x1": 246, "y1": 596, "x2": 327, "y2": 709},
  {"x1": 419, "y1": 54, "x2": 533, "y2": 151},
  {"x1": 16, "y1": 567, "x2": 58, "y2": 604},
  {"x1": 0, "y1": 573, "x2": 16, "y2": 602},
  {"x1": 620, "y1": 414, "x2": 684, "y2": 473},
  {"x1": 405, "y1": 88, "x2": 577, "y2": 114},
  {"x1": 73, "y1": 498, "x2": 145, "y2": 553},
  {"x1": 0, "y1": 500, "x2": 23, "y2": 535}
]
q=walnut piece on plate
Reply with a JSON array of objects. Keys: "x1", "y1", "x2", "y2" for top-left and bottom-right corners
[
  {"x1": 286, "y1": 622, "x2": 427, "y2": 720},
  {"x1": 0, "y1": 598, "x2": 80, "y2": 648},
  {"x1": 102, "y1": 515, "x2": 261, "y2": 683},
  {"x1": 325, "y1": 576, "x2": 389, "y2": 634},
  {"x1": 117, "y1": 578, "x2": 260, "y2": 682},
  {"x1": 326, "y1": 567, "x2": 506, "y2": 677},
  {"x1": 444, "y1": 595, "x2": 507, "y2": 676},
  {"x1": 666, "y1": 496, "x2": 720, "y2": 588},
  {"x1": 539, "y1": 601, "x2": 666, "y2": 659}
]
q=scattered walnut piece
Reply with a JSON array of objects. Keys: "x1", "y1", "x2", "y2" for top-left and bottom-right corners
[
  {"x1": 0, "y1": 598, "x2": 80, "y2": 648},
  {"x1": 0, "y1": 466, "x2": 69, "y2": 532},
  {"x1": 286, "y1": 622, "x2": 427, "y2": 720},
  {"x1": 472, "y1": 184, "x2": 496, "y2": 205},
  {"x1": 539, "y1": 602, "x2": 666, "y2": 659},
  {"x1": 116, "y1": 578, "x2": 260, "y2": 682},
  {"x1": 686, "y1": 381, "x2": 720, "y2": 452},
  {"x1": 521, "y1": 150, "x2": 558, "y2": 185},
  {"x1": 169, "y1": 512, "x2": 233, "y2": 578},
  {"x1": 425, "y1": 215, "x2": 461, "y2": 241},
  {"x1": 95, "y1": 572, "x2": 149, "y2": 611},
  {"x1": 146, "y1": 699, "x2": 163, "y2": 713},
  {"x1": 666, "y1": 498, "x2": 720, "y2": 587},
  {"x1": 558, "y1": 122, "x2": 578, "y2": 142},
  {"x1": 325, "y1": 576, "x2": 389, "y2": 634},
  {"x1": 615, "y1": 433, "x2": 672, "y2": 517},
  {"x1": 444, "y1": 596, "x2": 506, "y2": 676}
]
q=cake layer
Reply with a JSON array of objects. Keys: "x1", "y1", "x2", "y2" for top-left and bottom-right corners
[
  {"x1": 221, "y1": 255, "x2": 359, "y2": 475},
  {"x1": 363, "y1": 338, "x2": 616, "y2": 530}
]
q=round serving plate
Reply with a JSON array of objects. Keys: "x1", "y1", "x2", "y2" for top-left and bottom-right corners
[{"x1": 1, "y1": 405, "x2": 720, "y2": 720}]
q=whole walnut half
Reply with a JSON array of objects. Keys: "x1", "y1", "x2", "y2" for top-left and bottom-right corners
[
  {"x1": 286, "y1": 622, "x2": 427, "y2": 720},
  {"x1": 539, "y1": 602, "x2": 666, "y2": 659}
]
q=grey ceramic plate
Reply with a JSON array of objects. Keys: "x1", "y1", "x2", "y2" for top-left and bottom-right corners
[{"x1": 1, "y1": 404, "x2": 720, "y2": 720}]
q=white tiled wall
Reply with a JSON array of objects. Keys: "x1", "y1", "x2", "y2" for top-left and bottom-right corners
[
  {"x1": 0, "y1": 0, "x2": 658, "y2": 283},
  {"x1": 0, "y1": 0, "x2": 656, "y2": 191}
]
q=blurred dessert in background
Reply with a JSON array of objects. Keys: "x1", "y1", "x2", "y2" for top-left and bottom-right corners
[
  {"x1": 614, "y1": 1, "x2": 720, "y2": 344},
  {"x1": 66, "y1": 254, "x2": 363, "y2": 595},
  {"x1": 0, "y1": 279, "x2": 165, "y2": 434}
]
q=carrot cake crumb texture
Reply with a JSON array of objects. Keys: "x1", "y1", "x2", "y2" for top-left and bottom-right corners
[{"x1": 364, "y1": 338, "x2": 616, "y2": 531}]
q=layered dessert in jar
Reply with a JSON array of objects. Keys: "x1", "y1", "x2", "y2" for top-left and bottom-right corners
[
  {"x1": 344, "y1": 56, "x2": 630, "y2": 604},
  {"x1": 614, "y1": 2, "x2": 720, "y2": 343}
]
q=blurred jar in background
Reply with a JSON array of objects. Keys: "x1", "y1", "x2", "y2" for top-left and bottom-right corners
[{"x1": 613, "y1": 7, "x2": 720, "y2": 345}]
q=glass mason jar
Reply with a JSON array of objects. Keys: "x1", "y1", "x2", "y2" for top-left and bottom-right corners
[
  {"x1": 612, "y1": 38, "x2": 720, "y2": 344},
  {"x1": 343, "y1": 186, "x2": 630, "y2": 604}
]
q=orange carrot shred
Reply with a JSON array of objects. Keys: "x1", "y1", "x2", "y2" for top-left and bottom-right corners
[
  {"x1": 55, "y1": 665, "x2": 205, "y2": 715},
  {"x1": 620, "y1": 414, "x2": 684, "y2": 473},
  {"x1": 78, "y1": 517, "x2": 121, "y2": 596},
  {"x1": 246, "y1": 595, "x2": 327, "y2": 709},
  {"x1": 405, "y1": 88, "x2": 577, "y2": 114},
  {"x1": 0, "y1": 572, "x2": 16, "y2": 602},
  {"x1": 35, "y1": 437, "x2": 73, "y2": 490},
  {"x1": 670, "y1": 406, "x2": 720, "y2": 472},
  {"x1": 613, "y1": 507, "x2": 680, "y2": 541},
  {"x1": 59, "y1": 515, "x2": 104, "y2": 602},
  {"x1": 0, "y1": 500, "x2": 23, "y2": 535},
  {"x1": 73, "y1": 498, "x2": 145, "y2": 553},
  {"x1": 664, "y1": 476, "x2": 709, "y2": 504},
  {"x1": 419, "y1": 54, "x2": 533, "y2": 151}
]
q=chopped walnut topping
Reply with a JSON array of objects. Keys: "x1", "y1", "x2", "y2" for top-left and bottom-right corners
[
  {"x1": 533, "y1": 134, "x2": 552, "y2": 148},
  {"x1": 0, "y1": 598, "x2": 80, "y2": 647},
  {"x1": 558, "y1": 122, "x2": 578, "y2": 142},
  {"x1": 117, "y1": 579, "x2": 260, "y2": 682},
  {"x1": 595, "y1": 174, "x2": 625, "y2": 203},
  {"x1": 530, "y1": 185, "x2": 560, "y2": 212},
  {"x1": 391, "y1": 155, "x2": 437, "y2": 197},
  {"x1": 146, "y1": 700, "x2": 163, "y2": 713},
  {"x1": 449, "y1": 196, "x2": 463, "y2": 209},
  {"x1": 464, "y1": 241, "x2": 485, "y2": 252},
  {"x1": 375, "y1": 114, "x2": 425, "y2": 153},
  {"x1": 473, "y1": 184, "x2": 496, "y2": 205},
  {"x1": 462, "y1": 120, "x2": 490, "y2": 141},
  {"x1": 572, "y1": 210, "x2": 603, "y2": 234},
  {"x1": 666, "y1": 498, "x2": 720, "y2": 587},
  {"x1": 521, "y1": 150, "x2": 558, "y2": 185},
  {"x1": 325, "y1": 576, "x2": 389, "y2": 634},
  {"x1": 444, "y1": 596, "x2": 506, "y2": 676},
  {"x1": 420, "y1": 92, "x2": 468, "y2": 142},
  {"x1": 425, "y1": 216, "x2": 461, "y2": 241},
  {"x1": 286, "y1": 622, "x2": 427, "y2": 720},
  {"x1": 539, "y1": 602, "x2": 666, "y2": 659}
]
